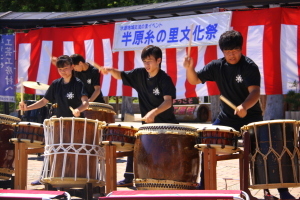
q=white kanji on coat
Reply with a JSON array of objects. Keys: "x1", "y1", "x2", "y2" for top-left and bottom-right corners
[
  {"x1": 66, "y1": 92, "x2": 74, "y2": 99},
  {"x1": 153, "y1": 87, "x2": 160, "y2": 95}
]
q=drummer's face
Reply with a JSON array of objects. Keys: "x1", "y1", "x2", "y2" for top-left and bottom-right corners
[
  {"x1": 73, "y1": 62, "x2": 83, "y2": 72},
  {"x1": 58, "y1": 64, "x2": 74, "y2": 78},
  {"x1": 143, "y1": 55, "x2": 161, "y2": 75}
]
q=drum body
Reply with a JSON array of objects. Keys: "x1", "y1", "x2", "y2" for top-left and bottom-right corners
[
  {"x1": 195, "y1": 125, "x2": 240, "y2": 155},
  {"x1": 101, "y1": 123, "x2": 138, "y2": 151},
  {"x1": 84, "y1": 102, "x2": 116, "y2": 123},
  {"x1": 242, "y1": 120, "x2": 300, "y2": 189},
  {"x1": 134, "y1": 124, "x2": 199, "y2": 190},
  {"x1": 0, "y1": 114, "x2": 21, "y2": 180},
  {"x1": 41, "y1": 117, "x2": 105, "y2": 188},
  {"x1": 11, "y1": 122, "x2": 44, "y2": 148}
]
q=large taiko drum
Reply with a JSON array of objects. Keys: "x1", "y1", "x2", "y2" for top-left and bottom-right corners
[
  {"x1": 10, "y1": 122, "x2": 45, "y2": 148},
  {"x1": 101, "y1": 123, "x2": 138, "y2": 152},
  {"x1": 195, "y1": 125, "x2": 241, "y2": 155},
  {"x1": 41, "y1": 117, "x2": 106, "y2": 188},
  {"x1": 134, "y1": 124, "x2": 199, "y2": 190},
  {"x1": 0, "y1": 114, "x2": 21, "y2": 180},
  {"x1": 84, "y1": 102, "x2": 116, "y2": 123},
  {"x1": 241, "y1": 119, "x2": 300, "y2": 189}
]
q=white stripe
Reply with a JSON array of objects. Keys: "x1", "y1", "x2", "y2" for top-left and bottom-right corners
[
  {"x1": 102, "y1": 39, "x2": 112, "y2": 96},
  {"x1": 85, "y1": 39, "x2": 94, "y2": 62},
  {"x1": 133, "y1": 50, "x2": 142, "y2": 97},
  {"x1": 217, "y1": 45, "x2": 223, "y2": 59},
  {"x1": 176, "y1": 47, "x2": 187, "y2": 99},
  {"x1": 246, "y1": 25, "x2": 265, "y2": 95},
  {"x1": 63, "y1": 41, "x2": 74, "y2": 56},
  {"x1": 281, "y1": 24, "x2": 298, "y2": 94},
  {"x1": 116, "y1": 51, "x2": 124, "y2": 96},
  {"x1": 17, "y1": 43, "x2": 31, "y2": 92},
  {"x1": 161, "y1": 49, "x2": 167, "y2": 72},
  {"x1": 195, "y1": 46, "x2": 208, "y2": 96},
  {"x1": 36, "y1": 41, "x2": 53, "y2": 95}
]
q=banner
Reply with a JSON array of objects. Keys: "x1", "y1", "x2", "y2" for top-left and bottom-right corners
[
  {"x1": 113, "y1": 12, "x2": 232, "y2": 51},
  {"x1": 15, "y1": 8, "x2": 300, "y2": 98},
  {"x1": 0, "y1": 34, "x2": 15, "y2": 102}
]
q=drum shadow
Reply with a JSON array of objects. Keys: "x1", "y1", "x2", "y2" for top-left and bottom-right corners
[
  {"x1": 28, "y1": 155, "x2": 44, "y2": 161},
  {"x1": 116, "y1": 157, "x2": 127, "y2": 163}
]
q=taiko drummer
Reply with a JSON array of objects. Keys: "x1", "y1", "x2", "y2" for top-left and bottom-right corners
[
  {"x1": 101, "y1": 45, "x2": 178, "y2": 187},
  {"x1": 183, "y1": 30, "x2": 294, "y2": 199},
  {"x1": 19, "y1": 55, "x2": 89, "y2": 118}
]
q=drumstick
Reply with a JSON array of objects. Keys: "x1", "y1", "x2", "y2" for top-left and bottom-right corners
[
  {"x1": 44, "y1": 46, "x2": 52, "y2": 60},
  {"x1": 187, "y1": 23, "x2": 194, "y2": 57},
  {"x1": 124, "y1": 113, "x2": 146, "y2": 122},
  {"x1": 220, "y1": 95, "x2": 237, "y2": 110},
  {"x1": 20, "y1": 77, "x2": 24, "y2": 115},
  {"x1": 69, "y1": 106, "x2": 74, "y2": 112}
]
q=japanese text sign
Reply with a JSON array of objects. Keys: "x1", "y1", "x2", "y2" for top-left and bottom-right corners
[
  {"x1": 113, "y1": 11, "x2": 232, "y2": 51},
  {"x1": 0, "y1": 34, "x2": 15, "y2": 102}
]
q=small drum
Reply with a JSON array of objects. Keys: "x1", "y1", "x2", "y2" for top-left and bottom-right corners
[
  {"x1": 101, "y1": 123, "x2": 138, "y2": 151},
  {"x1": 10, "y1": 122, "x2": 45, "y2": 148},
  {"x1": 84, "y1": 102, "x2": 116, "y2": 123},
  {"x1": 195, "y1": 125, "x2": 241, "y2": 155},
  {"x1": 0, "y1": 114, "x2": 21, "y2": 180},
  {"x1": 241, "y1": 120, "x2": 300, "y2": 189},
  {"x1": 41, "y1": 117, "x2": 106, "y2": 188},
  {"x1": 134, "y1": 124, "x2": 199, "y2": 190}
]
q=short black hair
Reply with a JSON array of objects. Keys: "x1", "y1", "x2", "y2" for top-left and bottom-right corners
[
  {"x1": 219, "y1": 30, "x2": 243, "y2": 51},
  {"x1": 56, "y1": 55, "x2": 73, "y2": 68},
  {"x1": 70, "y1": 54, "x2": 85, "y2": 65},
  {"x1": 141, "y1": 45, "x2": 162, "y2": 68}
]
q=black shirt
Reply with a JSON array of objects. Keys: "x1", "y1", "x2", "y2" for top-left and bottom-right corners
[
  {"x1": 74, "y1": 63, "x2": 105, "y2": 103},
  {"x1": 197, "y1": 55, "x2": 262, "y2": 125},
  {"x1": 44, "y1": 76, "x2": 88, "y2": 117},
  {"x1": 121, "y1": 68, "x2": 178, "y2": 124}
]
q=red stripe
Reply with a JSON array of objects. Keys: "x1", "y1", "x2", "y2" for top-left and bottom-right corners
[
  {"x1": 165, "y1": 48, "x2": 177, "y2": 85},
  {"x1": 185, "y1": 46, "x2": 197, "y2": 97},
  {"x1": 123, "y1": 51, "x2": 134, "y2": 96},
  {"x1": 204, "y1": 46, "x2": 219, "y2": 95}
]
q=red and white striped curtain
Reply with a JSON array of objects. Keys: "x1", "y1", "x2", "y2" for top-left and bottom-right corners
[{"x1": 15, "y1": 7, "x2": 300, "y2": 98}]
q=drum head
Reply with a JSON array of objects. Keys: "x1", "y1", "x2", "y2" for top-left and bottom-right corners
[
  {"x1": 0, "y1": 114, "x2": 21, "y2": 124},
  {"x1": 104, "y1": 123, "x2": 139, "y2": 130},
  {"x1": 137, "y1": 123, "x2": 198, "y2": 136}
]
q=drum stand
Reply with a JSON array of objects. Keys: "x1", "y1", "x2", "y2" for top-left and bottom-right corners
[
  {"x1": 202, "y1": 133, "x2": 258, "y2": 200},
  {"x1": 105, "y1": 145, "x2": 133, "y2": 194},
  {"x1": 13, "y1": 142, "x2": 44, "y2": 190}
]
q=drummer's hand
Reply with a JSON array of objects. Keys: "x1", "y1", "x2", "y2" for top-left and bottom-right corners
[
  {"x1": 234, "y1": 105, "x2": 247, "y2": 118},
  {"x1": 100, "y1": 67, "x2": 113, "y2": 75},
  {"x1": 19, "y1": 101, "x2": 27, "y2": 111},
  {"x1": 72, "y1": 108, "x2": 81, "y2": 117},
  {"x1": 143, "y1": 109, "x2": 157, "y2": 123},
  {"x1": 183, "y1": 56, "x2": 194, "y2": 70},
  {"x1": 51, "y1": 56, "x2": 58, "y2": 66}
]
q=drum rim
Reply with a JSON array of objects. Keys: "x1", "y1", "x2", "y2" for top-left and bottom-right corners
[
  {"x1": 241, "y1": 119, "x2": 298, "y2": 129},
  {"x1": 88, "y1": 102, "x2": 114, "y2": 109},
  {"x1": 197, "y1": 125, "x2": 239, "y2": 134},
  {"x1": 0, "y1": 114, "x2": 21, "y2": 123},
  {"x1": 104, "y1": 123, "x2": 139, "y2": 130},
  {"x1": 12, "y1": 121, "x2": 44, "y2": 127},
  {"x1": 44, "y1": 117, "x2": 106, "y2": 123},
  {"x1": 194, "y1": 144, "x2": 241, "y2": 154},
  {"x1": 138, "y1": 123, "x2": 198, "y2": 130}
]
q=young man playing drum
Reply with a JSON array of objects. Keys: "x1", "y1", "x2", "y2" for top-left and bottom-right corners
[
  {"x1": 101, "y1": 45, "x2": 178, "y2": 187},
  {"x1": 70, "y1": 54, "x2": 105, "y2": 103},
  {"x1": 183, "y1": 30, "x2": 295, "y2": 199}
]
